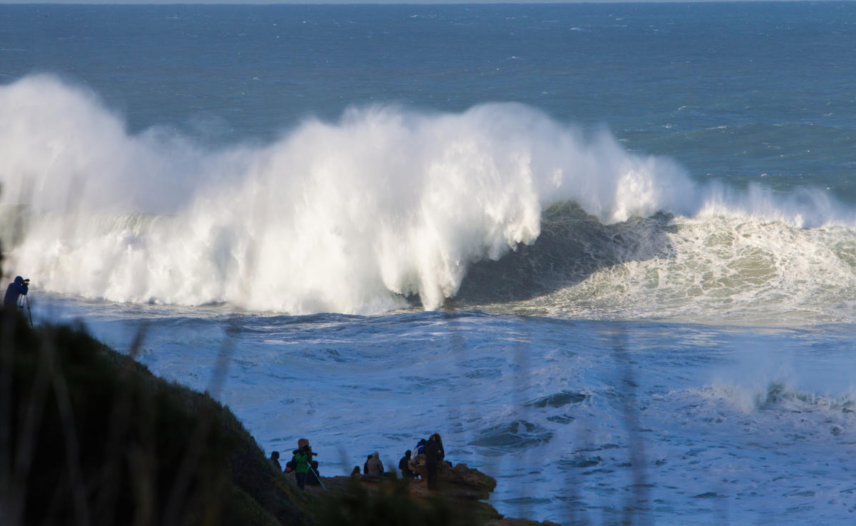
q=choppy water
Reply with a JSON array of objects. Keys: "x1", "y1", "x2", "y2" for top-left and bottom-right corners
[{"x1": 3, "y1": 3, "x2": 856, "y2": 524}]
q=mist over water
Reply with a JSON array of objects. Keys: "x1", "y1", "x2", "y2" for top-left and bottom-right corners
[{"x1": 2, "y1": 75, "x2": 855, "y2": 322}]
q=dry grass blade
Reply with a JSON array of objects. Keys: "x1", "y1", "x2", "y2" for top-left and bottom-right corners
[
  {"x1": 442, "y1": 301, "x2": 468, "y2": 435},
  {"x1": 50, "y1": 355, "x2": 91, "y2": 526},
  {"x1": 1, "y1": 180, "x2": 34, "y2": 526},
  {"x1": 511, "y1": 334, "x2": 533, "y2": 520},
  {"x1": 0, "y1": 313, "x2": 17, "y2": 525},
  {"x1": 610, "y1": 328, "x2": 650, "y2": 526},
  {"x1": 131, "y1": 348, "x2": 158, "y2": 526},
  {"x1": 565, "y1": 426, "x2": 594, "y2": 526},
  {"x1": 162, "y1": 339, "x2": 234, "y2": 526},
  {"x1": 93, "y1": 322, "x2": 150, "y2": 524},
  {"x1": 6, "y1": 327, "x2": 61, "y2": 526}
]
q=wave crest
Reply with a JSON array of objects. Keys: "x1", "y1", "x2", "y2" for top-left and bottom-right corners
[
  {"x1": 2, "y1": 75, "x2": 853, "y2": 316},
  {"x1": 1, "y1": 75, "x2": 690, "y2": 313}
]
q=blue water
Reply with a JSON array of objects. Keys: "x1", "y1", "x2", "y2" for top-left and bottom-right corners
[
  {"x1": 3, "y1": 3, "x2": 856, "y2": 194},
  {"x1": 3, "y1": 3, "x2": 856, "y2": 524}
]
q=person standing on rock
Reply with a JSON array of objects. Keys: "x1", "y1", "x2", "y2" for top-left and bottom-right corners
[
  {"x1": 366, "y1": 452, "x2": 384, "y2": 476},
  {"x1": 270, "y1": 451, "x2": 282, "y2": 472},
  {"x1": 293, "y1": 438, "x2": 315, "y2": 490},
  {"x1": 424, "y1": 433, "x2": 444, "y2": 490},
  {"x1": 398, "y1": 450, "x2": 414, "y2": 479},
  {"x1": 4, "y1": 276, "x2": 29, "y2": 309},
  {"x1": 432, "y1": 433, "x2": 445, "y2": 461}
]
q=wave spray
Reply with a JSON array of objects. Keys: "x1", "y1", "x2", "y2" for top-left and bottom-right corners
[{"x1": 1, "y1": 75, "x2": 852, "y2": 316}]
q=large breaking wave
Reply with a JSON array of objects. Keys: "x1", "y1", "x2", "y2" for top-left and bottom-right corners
[{"x1": 2, "y1": 75, "x2": 855, "y2": 320}]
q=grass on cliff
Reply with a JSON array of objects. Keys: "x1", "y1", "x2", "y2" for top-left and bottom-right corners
[
  {"x1": 316, "y1": 476, "x2": 486, "y2": 526},
  {"x1": 0, "y1": 308, "x2": 495, "y2": 526},
  {"x1": 0, "y1": 308, "x2": 305, "y2": 526}
]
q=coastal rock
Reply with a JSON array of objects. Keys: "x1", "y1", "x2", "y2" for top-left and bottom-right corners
[
  {"x1": 489, "y1": 520, "x2": 562, "y2": 526},
  {"x1": 439, "y1": 462, "x2": 499, "y2": 496},
  {"x1": 409, "y1": 456, "x2": 498, "y2": 499},
  {"x1": 311, "y1": 460, "x2": 537, "y2": 524}
]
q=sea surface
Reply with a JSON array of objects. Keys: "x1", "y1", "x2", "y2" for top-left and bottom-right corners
[{"x1": 2, "y1": 3, "x2": 856, "y2": 524}]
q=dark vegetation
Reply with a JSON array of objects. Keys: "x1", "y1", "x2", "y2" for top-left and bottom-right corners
[
  {"x1": 316, "y1": 477, "x2": 484, "y2": 526},
  {"x1": 0, "y1": 308, "x2": 305, "y2": 526},
  {"x1": 0, "y1": 308, "x2": 501, "y2": 526}
]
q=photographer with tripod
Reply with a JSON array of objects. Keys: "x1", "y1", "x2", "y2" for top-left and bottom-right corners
[
  {"x1": 4, "y1": 276, "x2": 32, "y2": 325},
  {"x1": 292, "y1": 438, "x2": 318, "y2": 490},
  {"x1": 4, "y1": 276, "x2": 29, "y2": 308}
]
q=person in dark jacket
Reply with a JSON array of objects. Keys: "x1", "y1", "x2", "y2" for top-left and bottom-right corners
[
  {"x1": 398, "y1": 450, "x2": 414, "y2": 479},
  {"x1": 4, "y1": 276, "x2": 28, "y2": 309},
  {"x1": 424, "y1": 433, "x2": 445, "y2": 490},
  {"x1": 270, "y1": 451, "x2": 282, "y2": 472}
]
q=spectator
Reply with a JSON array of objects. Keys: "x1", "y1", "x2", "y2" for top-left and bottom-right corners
[{"x1": 365, "y1": 451, "x2": 384, "y2": 477}]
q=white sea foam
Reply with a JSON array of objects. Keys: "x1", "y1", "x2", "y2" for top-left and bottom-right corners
[
  {"x1": 533, "y1": 214, "x2": 856, "y2": 325},
  {"x1": 1, "y1": 75, "x2": 854, "y2": 316}
]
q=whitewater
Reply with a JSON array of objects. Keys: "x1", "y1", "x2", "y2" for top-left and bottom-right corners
[
  {"x1": 3, "y1": 76, "x2": 855, "y2": 324},
  {"x1": 3, "y1": 3, "x2": 856, "y2": 524}
]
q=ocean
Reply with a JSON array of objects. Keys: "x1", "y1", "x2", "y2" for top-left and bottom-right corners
[{"x1": 2, "y1": 2, "x2": 856, "y2": 524}]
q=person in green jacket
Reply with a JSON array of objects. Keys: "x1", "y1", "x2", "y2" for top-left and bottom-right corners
[{"x1": 293, "y1": 438, "x2": 315, "y2": 490}]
